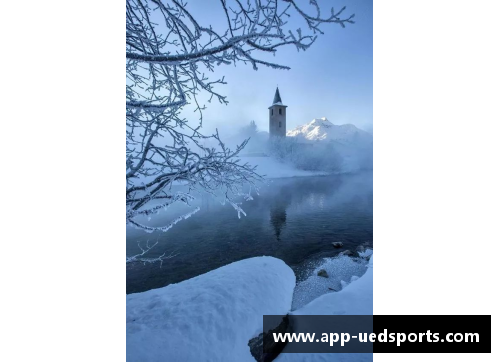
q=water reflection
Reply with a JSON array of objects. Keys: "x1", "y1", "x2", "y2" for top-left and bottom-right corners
[
  {"x1": 127, "y1": 172, "x2": 373, "y2": 294},
  {"x1": 270, "y1": 200, "x2": 289, "y2": 241}
]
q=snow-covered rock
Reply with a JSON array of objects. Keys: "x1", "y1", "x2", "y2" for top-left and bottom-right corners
[{"x1": 126, "y1": 256, "x2": 296, "y2": 362}]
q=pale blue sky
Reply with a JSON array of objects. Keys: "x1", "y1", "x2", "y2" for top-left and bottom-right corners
[{"x1": 181, "y1": 0, "x2": 373, "y2": 133}]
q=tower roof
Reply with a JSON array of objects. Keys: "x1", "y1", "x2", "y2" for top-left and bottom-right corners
[
  {"x1": 273, "y1": 87, "x2": 282, "y2": 104},
  {"x1": 269, "y1": 87, "x2": 287, "y2": 108}
]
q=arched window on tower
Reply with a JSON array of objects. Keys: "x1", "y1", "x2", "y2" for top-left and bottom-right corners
[
  {"x1": 279, "y1": 108, "x2": 282, "y2": 115},
  {"x1": 271, "y1": 109, "x2": 273, "y2": 116},
  {"x1": 279, "y1": 121, "x2": 282, "y2": 128}
]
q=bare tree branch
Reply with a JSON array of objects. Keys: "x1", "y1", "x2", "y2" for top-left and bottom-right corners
[{"x1": 126, "y1": 0, "x2": 353, "y2": 233}]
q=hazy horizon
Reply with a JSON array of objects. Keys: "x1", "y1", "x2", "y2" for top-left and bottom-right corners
[{"x1": 179, "y1": 0, "x2": 373, "y2": 135}]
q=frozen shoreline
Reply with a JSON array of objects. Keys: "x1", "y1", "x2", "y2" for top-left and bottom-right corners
[
  {"x1": 127, "y1": 252, "x2": 373, "y2": 361},
  {"x1": 240, "y1": 155, "x2": 327, "y2": 179},
  {"x1": 241, "y1": 155, "x2": 371, "y2": 180}
]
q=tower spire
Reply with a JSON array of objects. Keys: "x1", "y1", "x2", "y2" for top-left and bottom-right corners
[
  {"x1": 272, "y1": 87, "x2": 282, "y2": 105},
  {"x1": 269, "y1": 86, "x2": 287, "y2": 137}
]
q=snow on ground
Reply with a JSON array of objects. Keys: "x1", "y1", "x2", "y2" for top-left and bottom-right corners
[
  {"x1": 277, "y1": 255, "x2": 373, "y2": 362},
  {"x1": 126, "y1": 256, "x2": 296, "y2": 362},
  {"x1": 131, "y1": 155, "x2": 321, "y2": 189},
  {"x1": 241, "y1": 155, "x2": 326, "y2": 178},
  {"x1": 127, "y1": 253, "x2": 373, "y2": 361}
]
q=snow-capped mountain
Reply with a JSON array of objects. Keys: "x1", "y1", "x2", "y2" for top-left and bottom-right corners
[
  {"x1": 286, "y1": 117, "x2": 372, "y2": 172},
  {"x1": 286, "y1": 117, "x2": 371, "y2": 144}
]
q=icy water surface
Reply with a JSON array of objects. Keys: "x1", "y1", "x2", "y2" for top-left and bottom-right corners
[{"x1": 127, "y1": 172, "x2": 373, "y2": 294}]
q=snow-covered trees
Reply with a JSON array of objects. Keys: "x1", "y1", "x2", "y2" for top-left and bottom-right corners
[
  {"x1": 268, "y1": 137, "x2": 343, "y2": 173},
  {"x1": 268, "y1": 136, "x2": 301, "y2": 161},
  {"x1": 126, "y1": 0, "x2": 354, "y2": 231},
  {"x1": 239, "y1": 120, "x2": 258, "y2": 139}
]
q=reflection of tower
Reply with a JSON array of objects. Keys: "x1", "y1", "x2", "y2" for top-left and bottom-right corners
[
  {"x1": 270, "y1": 203, "x2": 287, "y2": 241},
  {"x1": 269, "y1": 185, "x2": 292, "y2": 241}
]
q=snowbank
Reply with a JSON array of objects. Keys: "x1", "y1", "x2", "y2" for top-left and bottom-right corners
[
  {"x1": 126, "y1": 256, "x2": 296, "y2": 362},
  {"x1": 241, "y1": 155, "x2": 326, "y2": 178}
]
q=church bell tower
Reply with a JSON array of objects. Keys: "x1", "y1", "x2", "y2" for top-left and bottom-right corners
[{"x1": 269, "y1": 87, "x2": 287, "y2": 137}]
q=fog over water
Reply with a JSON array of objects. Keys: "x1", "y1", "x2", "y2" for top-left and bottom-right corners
[{"x1": 127, "y1": 172, "x2": 372, "y2": 294}]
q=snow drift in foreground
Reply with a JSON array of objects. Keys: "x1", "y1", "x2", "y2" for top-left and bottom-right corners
[
  {"x1": 127, "y1": 254, "x2": 373, "y2": 361},
  {"x1": 126, "y1": 256, "x2": 296, "y2": 362}
]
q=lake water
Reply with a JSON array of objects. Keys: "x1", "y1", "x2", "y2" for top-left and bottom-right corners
[{"x1": 126, "y1": 172, "x2": 373, "y2": 294}]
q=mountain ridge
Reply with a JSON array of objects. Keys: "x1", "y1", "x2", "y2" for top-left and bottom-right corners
[{"x1": 286, "y1": 117, "x2": 371, "y2": 144}]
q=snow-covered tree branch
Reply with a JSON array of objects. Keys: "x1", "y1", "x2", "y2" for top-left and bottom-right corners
[{"x1": 126, "y1": 0, "x2": 354, "y2": 231}]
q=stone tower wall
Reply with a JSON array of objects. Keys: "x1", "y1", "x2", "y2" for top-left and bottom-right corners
[{"x1": 269, "y1": 106, "x2": 286, "y2": 137}]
